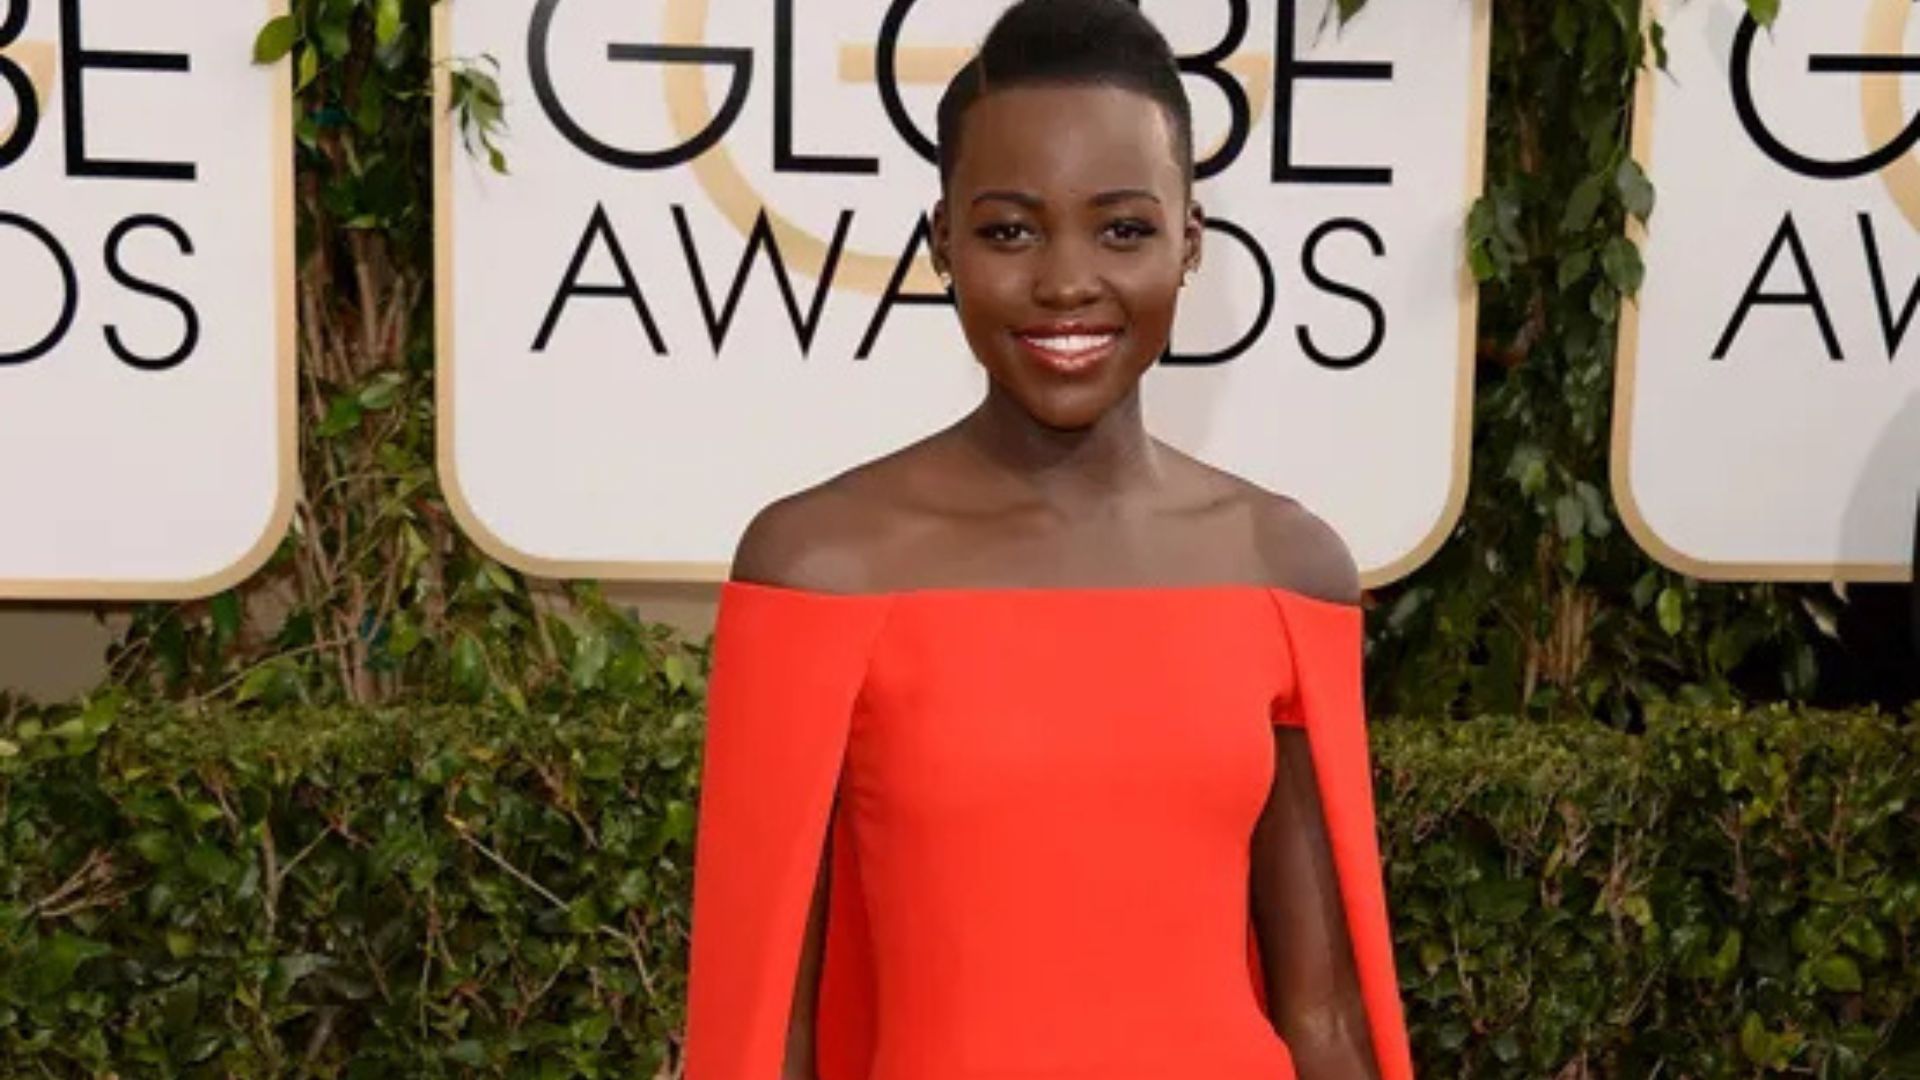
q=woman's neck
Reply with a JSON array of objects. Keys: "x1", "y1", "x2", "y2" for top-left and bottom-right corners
[{"x1": 954, "y1": 385, "x2": 1165, "y2": 513}]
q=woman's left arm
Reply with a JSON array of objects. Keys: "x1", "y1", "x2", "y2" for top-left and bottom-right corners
[{"x1": 1250, "y1": 724, "x2": 1384, "y2": 1080}]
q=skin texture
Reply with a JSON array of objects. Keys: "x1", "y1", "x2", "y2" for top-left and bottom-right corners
[{"x1": 730, "y1": 83, "x2": 1380, "y2": 1080}]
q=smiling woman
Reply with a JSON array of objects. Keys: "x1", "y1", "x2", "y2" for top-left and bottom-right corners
[{"x1": 681, "y1": 2, "x2": 1412, "y2": 1079}]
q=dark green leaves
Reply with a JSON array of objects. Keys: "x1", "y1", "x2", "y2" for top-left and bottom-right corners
[
  {"x1": 1616, "y1": 158, "x2": 1656, "y2": 222},
  {"x1": 1, "y1": 700, "x2": 709, "y2": 1075},
  {"x1": 449, "y1": 59, "x2": 511, "y2": 175},
  {"x1": 1382, "y1": 708, "x2": 1920, "y2": 1077},
  {"x1": 27, "y1": 934, "x2": 111, "y2": 997}
]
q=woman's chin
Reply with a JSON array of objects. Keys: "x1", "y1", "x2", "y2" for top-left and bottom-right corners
[{"x1": 1012, "y1": 385, "x2": 1120, "y2": 432}]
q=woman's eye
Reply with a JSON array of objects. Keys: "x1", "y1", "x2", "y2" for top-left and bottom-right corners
[
  {"x1": 1104, "y1": 219, "x2": 1159, "y2": 243},
  {"x1": 976, "y1": 222, "x2": 1033, "y2": 244}
]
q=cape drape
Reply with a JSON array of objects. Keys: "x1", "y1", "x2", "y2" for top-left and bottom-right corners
[{"x1": 682, "y1": 582, "x2": 1413, "y2": 1080}]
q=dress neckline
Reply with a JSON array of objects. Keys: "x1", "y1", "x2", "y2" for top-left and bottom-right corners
[{"x1": 720, "y1": 576, "x2": 1362, "y2": 613}]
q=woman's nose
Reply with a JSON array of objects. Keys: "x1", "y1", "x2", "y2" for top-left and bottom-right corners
[{"x1": 1031, "y1": 239, "x2": 1102, "y2": 309}]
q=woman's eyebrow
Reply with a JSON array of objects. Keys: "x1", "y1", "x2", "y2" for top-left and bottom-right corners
[
  {"x1": 968, "y1": 188, "x2": 1162, "y2": 210},
  {"x1": 971, "y1": 189, "x2": 1044, "y2": 210}
]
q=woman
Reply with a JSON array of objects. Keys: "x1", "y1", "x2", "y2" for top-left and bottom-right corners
[{"x1": 683, "y1": 2, "x2": 1410, "y2": 1077}]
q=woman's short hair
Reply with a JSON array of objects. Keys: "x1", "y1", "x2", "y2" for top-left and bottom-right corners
[{"x1": 935, "y1": 0, "x2": 1195, "y2": 191}]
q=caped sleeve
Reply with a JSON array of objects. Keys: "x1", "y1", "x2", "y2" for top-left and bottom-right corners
[
  {"x1": 683, "y1": 581, "x2": 893, "y2": 1080},
  {"x1": 1264, "y1": 588, "x2": 1415, "y2": 1080}
]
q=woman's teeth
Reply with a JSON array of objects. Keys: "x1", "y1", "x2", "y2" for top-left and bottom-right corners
[
  {"x1": 1029, "y1": 333, "x2": 1114, "y2": 355},
  {"x1": 1019, "y1": 331, "x2": 1119, "y2": 374}
]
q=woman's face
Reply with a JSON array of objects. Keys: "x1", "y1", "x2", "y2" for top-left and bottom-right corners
[{"x1": 933, "y1": 84, "x2": 1201, "y2": 432}]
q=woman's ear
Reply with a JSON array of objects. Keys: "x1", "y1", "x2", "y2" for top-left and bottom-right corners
[
  {"x1": 930, "y1": 199, "x2": 952, "y2": 279},
  {"x1": 1183, "y1": 199, "x2": 1206, "y2": 277}
]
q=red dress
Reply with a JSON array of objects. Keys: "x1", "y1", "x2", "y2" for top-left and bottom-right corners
[{"x1": 684, "y1": 581, "x2": 1412, "y2": 1079}]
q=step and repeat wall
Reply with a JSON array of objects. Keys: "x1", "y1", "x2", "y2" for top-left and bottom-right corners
[
  {"x1": 0, "y1": 0, "x2": 295, "y2": 599},
  {"x1": 4, "y1": 0, "x2": 1918, "y2": 600}
]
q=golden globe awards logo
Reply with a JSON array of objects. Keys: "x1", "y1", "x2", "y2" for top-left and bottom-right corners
[
  {"x1": 1614, "y1": 0, "x2": 1920, "y2": 581},
  {"x1": 0, "y1": 3, "x2": 294, "y2": 599},
  {"x1": 519, "y1": 0, "x2": 1396, "y2": 368},
  {"x1": 438, "y1": 0, "x2": 1488, "y2": 581}
]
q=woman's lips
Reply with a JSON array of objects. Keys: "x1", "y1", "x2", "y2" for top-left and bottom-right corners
[{"x1": 1014, "y1": 329, "x2": 1121, "y2": 375}]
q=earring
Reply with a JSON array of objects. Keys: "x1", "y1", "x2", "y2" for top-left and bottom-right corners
[
  {"x1": 938, "y1": 269, "x2": 953, "y2": 290},
  {"x1": 1182, "y1": 268, "x2": 1196, "y2": 288}
]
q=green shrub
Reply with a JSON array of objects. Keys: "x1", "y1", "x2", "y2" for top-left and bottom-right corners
[
  {"x1": 1, "y1": 696, "x2": 704, "y2": 1078},
  {"x1": 4, "y1": 700, "x2": 1914, "y2": 1077},
  {"x1": 1384, "y1": 708, "x2": 1920, "y2": 1078}
]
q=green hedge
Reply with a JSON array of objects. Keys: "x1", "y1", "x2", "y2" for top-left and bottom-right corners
[{"x1": 3, "y1": 700, "x2": 1915, "y2": 1077}]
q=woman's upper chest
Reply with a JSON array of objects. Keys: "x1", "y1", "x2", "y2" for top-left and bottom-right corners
[{"x1": 845, "y1": 588, "x2": 1290, "y2": 810}]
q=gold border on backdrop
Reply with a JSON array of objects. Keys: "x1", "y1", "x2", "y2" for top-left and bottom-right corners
[
  {"x1": 433, "y1": 0, "x2": 1494, "y2": 589},
  {"x1": 1611, "y1": 0, "x2": 1912, "y2": 583},
  {"x1": 0, "y1": 0, "x2": 300, "y2": 601}
]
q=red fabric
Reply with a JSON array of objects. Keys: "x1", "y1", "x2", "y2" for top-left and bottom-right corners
[{"x1": 684, "y1": 582, "x2": 1412, "y2": 1079}]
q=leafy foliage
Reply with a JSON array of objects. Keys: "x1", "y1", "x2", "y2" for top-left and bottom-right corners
[
  {"x1": 2, "y1": 686, "x2": 706, "y2": 1077},
  {"x1": 5, "y1": 698, "x2": 1914, "y2": 1076},
  {"x1": 1384, "y1": 704, "x2": 1920, "y2": 1077},
  {"x1": 1364, "y1": 0, "x2": 1831, "y2": 724}
]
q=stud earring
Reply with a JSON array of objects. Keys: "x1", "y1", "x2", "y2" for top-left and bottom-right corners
[
  {"x1": 1182, "y1": 268, "x2": 1196, "y2": 288},
  {"x1": 938, "y1": 270, "x2": 953, "y2": 290}
]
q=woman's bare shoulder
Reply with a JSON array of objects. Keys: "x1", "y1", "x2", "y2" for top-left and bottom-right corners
[
  {"x1": 728, "y1": 445, "x2": 935, "y2": 595},
  {"x1": 1155, "y1": 443, "x2": 1361, "y2": 605},
  {"x1": 1247, "y1": 488, "x2": 1360, "y2": 605}
]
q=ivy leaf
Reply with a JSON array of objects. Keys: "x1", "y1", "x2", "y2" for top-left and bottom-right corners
[
  {"x1": 1560, "y1": 174, "x2": 1606, "y2": 234},
  {"x1": 1658, "y1": 587, "x2": 1686, "y2": 636},
  {"x1": 252, "y1": 15, "x2": 299, "y2": 64},
  {"x1": 1632, "y1": 571, "x2": 1660, "y2": 610},
  {"x1": 1601, "y1": 236, "x2": 1646, "y2": 294},
  {"x1": 375, "y1": 0, "x2": 405, "y2": 46},
  {"x1": 1616, "y1": 158, "x2": 1656, "y2": 222},
  {"x1": 1557, "y1": 249, "x2": 1593, "y2": 290},
  {"x1": 295, "y1": 45, "x2": 319, "y2": 93}
]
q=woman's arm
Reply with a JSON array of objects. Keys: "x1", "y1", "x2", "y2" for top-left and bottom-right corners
[
  {"x1": 780, "y1": 820, "x2": 833, "y2": 1080},
  {"x1": 1250, "y1": 726, "x2": 1384, "y2": 1080}
]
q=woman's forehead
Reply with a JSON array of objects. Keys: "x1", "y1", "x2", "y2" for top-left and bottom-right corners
[{"x1": 949, "y1": 84, "x2": 1184, "y2": 197}]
